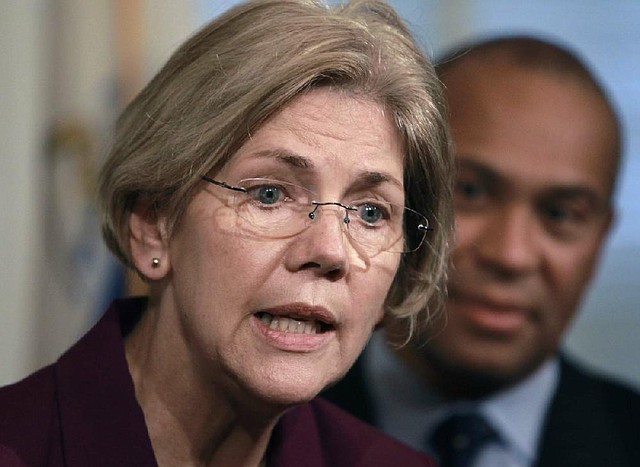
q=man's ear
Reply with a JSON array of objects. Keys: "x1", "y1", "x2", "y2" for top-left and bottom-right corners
[{"x1": 129, "y1": 198, "x2": 170, "y2": 281}]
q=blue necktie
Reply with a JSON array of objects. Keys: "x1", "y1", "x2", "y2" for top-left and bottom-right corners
[{"x1": 429, "y1": 412, "x2": 498, "y2": 467}]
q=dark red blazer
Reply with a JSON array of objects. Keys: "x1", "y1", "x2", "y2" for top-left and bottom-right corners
[{"x1": 0, "y1": 298, "x2": 434, "y2": 466}]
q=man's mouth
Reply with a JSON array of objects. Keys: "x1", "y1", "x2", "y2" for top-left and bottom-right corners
[
  {"x1": 449, "y1": 291, "x2": 532, "y2": 334},
  {"x1": 255, "y1": 312, "x2": 334, "y2": 334}
]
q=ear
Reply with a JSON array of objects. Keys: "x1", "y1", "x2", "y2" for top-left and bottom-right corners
[{"x1": 129, "y1": 198, "x2": 170, "y2": 281}]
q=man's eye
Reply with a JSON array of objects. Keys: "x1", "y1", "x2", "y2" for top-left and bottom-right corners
[
  {"x1": 545, "y1": 204, "x2": 571, "y2": 221},
  {"x1": 542, "y1": 201, "x2": 590, "y2": 225},
  {"x1": 541, "y1": 201, "x2": 594, "y2": 240},
  {"x1": 455, "y1": 179, "x2": 485, "y2": 200}
]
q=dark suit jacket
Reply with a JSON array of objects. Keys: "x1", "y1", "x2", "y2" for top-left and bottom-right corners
[
  {"x1": 0, "y1": 298, "x2": 434, "y2": 467},
  {"x1": 323, "y1": 352, "x2": 640, "y2": 467}
]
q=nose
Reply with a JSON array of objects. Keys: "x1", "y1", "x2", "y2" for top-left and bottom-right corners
[
  {"x1": 285, "y1": 205, "x2": 352, "y2": 279},
  {"x1": 473, "y1": 203, "x2": 541, "y2": 278}
]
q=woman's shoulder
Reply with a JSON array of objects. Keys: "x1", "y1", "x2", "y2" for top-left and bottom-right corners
[
  {"x1": 0, "y1": 365, "x2": 62, "y2": 465},
  {"x1": 0, "y1": 364, "x2": 57, "y2": 424},
  {"x1": 269, "y1": 397, "x2": 435, "y2": 467}
]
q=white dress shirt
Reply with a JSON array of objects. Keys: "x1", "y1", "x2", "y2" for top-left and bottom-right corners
[{"x1": 364, "y1": 330, "x2": 560, "y2": 467}]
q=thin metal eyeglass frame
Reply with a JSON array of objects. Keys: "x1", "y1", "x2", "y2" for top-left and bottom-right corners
[
  {"x1": 202, "y1": 175, "x2": 357, "y2": 225},
  {"x1": 200, "y1": 175, "x2": 431, "y2": 252}
]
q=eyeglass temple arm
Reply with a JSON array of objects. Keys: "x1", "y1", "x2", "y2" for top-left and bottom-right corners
[{"x1": 201, "y1": 176, "x2": 247, "y2": 193}]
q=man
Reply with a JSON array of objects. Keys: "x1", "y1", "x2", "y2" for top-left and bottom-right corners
[{"x1": 324, "y1": 36, "x2": 640, "y2": 467}]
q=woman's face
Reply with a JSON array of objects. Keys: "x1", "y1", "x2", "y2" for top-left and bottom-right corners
[{"x1": 162, "y1": 89, "x2": 404, "y2": 406}]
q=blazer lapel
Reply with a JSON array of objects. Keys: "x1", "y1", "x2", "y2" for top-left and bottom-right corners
[{"x1": 535, "y1": 357, "x2": 629, "y2": 467}]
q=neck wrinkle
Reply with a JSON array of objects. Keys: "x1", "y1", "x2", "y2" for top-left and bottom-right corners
[{"x1": 124, "y1": 301, "x2": 280, "y2": 467}]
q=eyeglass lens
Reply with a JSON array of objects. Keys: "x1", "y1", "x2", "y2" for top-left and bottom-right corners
[{"x1": 205, "y1": 177, "x2": 428, "y2": 254}]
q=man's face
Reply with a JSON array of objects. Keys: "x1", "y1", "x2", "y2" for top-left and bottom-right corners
[{"x1": 420, "y1": 60, "x2": 617, "y2": 394}]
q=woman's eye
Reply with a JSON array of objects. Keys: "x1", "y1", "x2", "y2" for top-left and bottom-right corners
[
  {"x1": 248, "y1": 185, "x2": 282, "y2": 205},
  {"x1": 358, "y1": 203, "x2": 384, "y2": 224}
]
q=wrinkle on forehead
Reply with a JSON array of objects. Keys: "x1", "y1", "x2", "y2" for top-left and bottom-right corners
[{"x1": 276, "y1": 92, "x2": 392, "y2": 154}]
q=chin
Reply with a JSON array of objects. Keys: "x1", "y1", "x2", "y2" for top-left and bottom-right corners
[
  {"x1": 244, "y1": 367, "x2": 336, "y2": 408},
  {"x1": 260, "y1": 387, "x2": 320, "y2": 407},
  {"x1": 423, "y1": 343, "x2": 547, "y2": 398}
]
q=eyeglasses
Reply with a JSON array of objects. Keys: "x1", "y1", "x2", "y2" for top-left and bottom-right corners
[{"x1": 201, "y1": 176, "x2": 431, "y2": 255}]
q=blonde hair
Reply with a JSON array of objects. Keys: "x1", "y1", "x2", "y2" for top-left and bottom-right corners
[{"x1": 98, "y1": 0, "x2": 453, "y2": 329}]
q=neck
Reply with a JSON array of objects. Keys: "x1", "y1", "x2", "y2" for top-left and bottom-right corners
[
  {"x1": 124, "y1": 301, "x2": 281, "y2": 467},
  {"x1": 384, "y1": 326, "x2": 507, "y2": 401}
]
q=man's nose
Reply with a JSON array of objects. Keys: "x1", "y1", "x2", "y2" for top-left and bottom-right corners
[{"x1": 475, "y1": 204, "x2": 541, "y2": 276}]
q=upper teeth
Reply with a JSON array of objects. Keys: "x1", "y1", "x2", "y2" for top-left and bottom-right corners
[{"x1": 259, "y1": 313, "x2": 321, "y2": 334}]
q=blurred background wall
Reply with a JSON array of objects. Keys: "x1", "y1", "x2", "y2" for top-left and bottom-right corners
[{"x1": 1, "y1": 0, "x2": 639, "y2": 388}]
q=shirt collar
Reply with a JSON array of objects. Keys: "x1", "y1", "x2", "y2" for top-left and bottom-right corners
[
  {"x1": 479, "y1": 358, "x2": 559, "y2": 464},
  {"x1": 365, "y1": 330, "x2": 559, "y2": 461},
  {"x1": 365, "y1": 330, "x2": 443, "y2": 450}
]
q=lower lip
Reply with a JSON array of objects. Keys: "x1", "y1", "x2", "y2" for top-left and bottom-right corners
[
  {"x1": 252, "y1": 315, "x2": 335, "y2": 352},
  {"x1": 453, "y1": 298, "x2": 529, "y2": 335}
]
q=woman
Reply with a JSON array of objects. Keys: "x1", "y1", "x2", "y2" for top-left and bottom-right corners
[{"x1": 0, "y1": 0, "x2": 452, "y2": 465}]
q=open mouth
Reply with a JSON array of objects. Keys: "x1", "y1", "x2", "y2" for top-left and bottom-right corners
[{"x1": 256, "y1": 312, "x2": 333, "y2": 334}]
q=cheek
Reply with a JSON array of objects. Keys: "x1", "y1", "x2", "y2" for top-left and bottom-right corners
[
  {"x1": 206, "y1": 236, "x2": 286, "y2": 295},
  {"x1": 543, "y1": 239, "x2": 604, "y2": 336},
  {"x1": 367, "y1": 301, "x2": 386, "y2": 327},
  {"x1": 549, "y1": 233, "x2": 604, "y2": 291},
  {"x1": 170, "y1": 217, "x2": 275, "y2": 303},
  {"x1": 450, "y1": 216, "x2": 481, "y2": 262},
  {"x1": 549, "y1": 248, "x2": 598, "y2": 309},
  {"x1": 366, "y1": 257, "x2": 401, "y2": 321}
]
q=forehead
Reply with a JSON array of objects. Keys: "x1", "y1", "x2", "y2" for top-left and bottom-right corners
[
  {"x1": 226, "y1": 88, "x2": 404, "y2": 188},
  {"x1": 444, "y1": 60, "x2": 618, "y2": 200}
]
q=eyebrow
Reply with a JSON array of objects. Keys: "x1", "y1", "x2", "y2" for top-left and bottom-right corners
[
  {"x1": 541, "y1": 187, "x2": 609, "y2": 212},
  {"x1": 457, "y1": 156, "x2": 610, "y2": 210},
  {"x1": 351, "y1": 171, "x2": 403, "y2": 191},
  {"x1": 456, "y1": 157, "x2": 503, "y2": 187},
  {"x1": 253, "y1": 148, "x2": 314, "y2": 170},
  {"x1": 251, "y1": 148, "x2": 403, "y2": 189}
]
